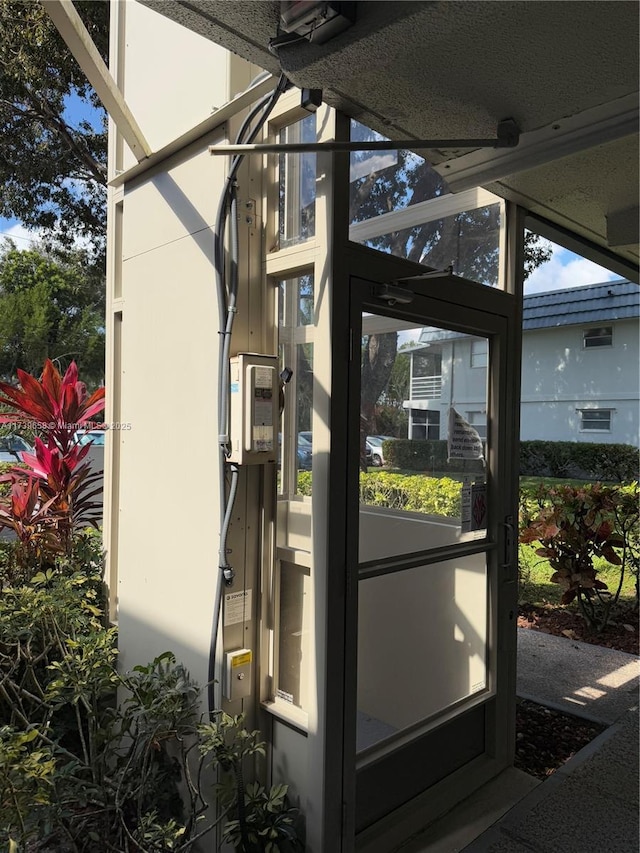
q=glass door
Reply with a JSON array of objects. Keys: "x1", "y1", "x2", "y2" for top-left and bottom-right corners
[{"x1": 346, "y1": 273, "x2": 519, "y2": 835}]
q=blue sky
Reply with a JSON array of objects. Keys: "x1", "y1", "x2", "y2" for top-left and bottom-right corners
[{"x1": 524, "y1": 239, "x2": 619, "y2": 294}]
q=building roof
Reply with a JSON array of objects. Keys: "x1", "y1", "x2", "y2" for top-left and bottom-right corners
[
  {"x1": 523, "y1": 279, "x2": 639, "y2": 330},
  {"x1": 414, "y1": 279, "x2": 639, "y2": 348}
]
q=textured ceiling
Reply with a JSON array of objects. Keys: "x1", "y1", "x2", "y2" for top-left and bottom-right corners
[{"x1": 142, "y1": 0, "x2": 639, "y2": 273}]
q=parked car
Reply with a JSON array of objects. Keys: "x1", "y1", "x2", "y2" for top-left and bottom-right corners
[
  {"x1": 73, "y1": 429, "x2": 107, "y2": 447},
  {"x1": 0, "y1": 434, "x2": 32, "y2": 463},
  {"x1": 365, "y1": 435, "x2": 397, "y2": 467},
  {"x1": 301, "y1": 430, "x2": 375, "y2": 466},
  {"x1": 278, "y1": 433, "x2": 312, "y2": 471},
  {"x1": 294, "y1": 432, "x2": 313, "y2": 470}
]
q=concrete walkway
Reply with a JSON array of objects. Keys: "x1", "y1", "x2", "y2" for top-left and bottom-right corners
[
  {"x1": 463, "y1": 628, "x2": 639, "y2": 853},
  {"x1": 396, "y1": 627, "x2": 639, "y2": 853},
  {"x1": 516, "y1": 627, "x2": 639, "y2": 725}
]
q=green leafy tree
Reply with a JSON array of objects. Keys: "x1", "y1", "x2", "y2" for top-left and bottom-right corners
[
  {"x1": 0, "y1": 0, "x2": 108, "y2": 260},
  {"x1": 350, "y1": 122, "x2": 551, "y2": 283},
  {"x1": 0, "y1": 242, "x2": 105, "y2": 387}
]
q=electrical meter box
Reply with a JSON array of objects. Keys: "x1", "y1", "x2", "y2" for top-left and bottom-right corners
[
  {"x1": 224, "y1": 648, "x2": 252, "y2": 701},
  {"x1": 228, "y1": 354, "x2": 278, "y2": 465}
]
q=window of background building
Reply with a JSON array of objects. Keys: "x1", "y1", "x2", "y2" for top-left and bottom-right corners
[
  {"x1": 470, "y1": 339, "x2": 488, "y2": 368},
  {"x1": 410, "y1": 409, "x2": 440, "y2": 440},
  {"x1": 466, "y1": 410, "x2": 487, "y2": 440},
  {"x1": 583, "y1": 326, "x2": 613, "y2": 348},
  {"x1": 579, "y1": 409, "x2": 612, "y2": 431}
]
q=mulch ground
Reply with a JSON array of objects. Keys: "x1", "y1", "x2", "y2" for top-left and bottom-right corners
[
  {"x1": 517, "y1": 601, "x2": 639, "y2": 655},
  {"x1": 514, "y1": 601, "x2": 638, "y2": 779}
]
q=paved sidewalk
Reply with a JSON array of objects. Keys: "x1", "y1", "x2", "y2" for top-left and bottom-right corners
[
  {"x1": 463, "y1": 628, "x2": 639, "y2": 853},
  {"x1": 397, "y1": 627, "x2": 639, "y2": 853},
  {"x1": 516, "y1": 627, "x2": 639, "y2": 724},
  {"x1": 463, "y1": 705, "x2": 639, "y2": 853}
]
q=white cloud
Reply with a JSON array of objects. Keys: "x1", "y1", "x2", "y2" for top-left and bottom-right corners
[
  {"x1": 0, "y1": 221, "x2": 41, "y2": 248},
  {"x1": 524, "y1": 248, "x2": 618, "y2": 294}
]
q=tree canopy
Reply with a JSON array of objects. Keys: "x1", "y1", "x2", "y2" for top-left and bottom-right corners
[
  {"x1": 0, "y1": 241, "x2": 105, "y2": 388},
  {"x1": 0, "y1": 0, "x2": 109, "y2": 261},
  {"x1": 349, "y1": 121, "x2": 551, "y2": 283}
]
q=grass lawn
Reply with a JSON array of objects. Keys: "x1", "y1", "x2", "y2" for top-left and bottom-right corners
[
  {"x1": 518, "y1": 544, "x2": 637, "y2": 608},
  {"x1": 519, "y1": 475, "x2": 599, "y2": 490}
]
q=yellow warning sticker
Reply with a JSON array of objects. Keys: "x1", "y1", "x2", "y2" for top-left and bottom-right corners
[{"x1": 232, "y1": 651, "x2": 252, "y2": 668}]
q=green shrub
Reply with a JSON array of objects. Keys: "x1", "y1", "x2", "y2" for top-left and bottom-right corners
[
  {"x1": 297, "y1": 471, "x2": 462, "y2": 517},
  {"x1": 384, "y1": 439, "x2": 485, "y2": 476},
  {"x1": 297, "y1": 471, "x2": 312, "y2": 496},
  {"x1": 382, "y1": 438, "x2": 637, "y2": 481},
  {"x1": 519, "y1": 440, "x2": 638, "y2": 482},
  {"x1": 519, "y1": 481, "x2": 639, "y2": 630},
  {"x1": 360, "y1": 472, "x2": 462, "y2": 517}
]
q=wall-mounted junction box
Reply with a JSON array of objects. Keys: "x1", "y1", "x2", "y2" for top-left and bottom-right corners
[
  {"x1": 229, "y1": 353, "x2": 278, "y2": 465},
  {"x1": 224, "y1": 648, "x2": 252, "y2": 701}
]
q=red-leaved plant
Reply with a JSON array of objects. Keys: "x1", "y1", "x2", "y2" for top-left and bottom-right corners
[
  {"x1": 0, "y1": 360, "x2": 105, "y2": 564},
  {"x1": 519, "y1": 483, "x2": 627, "y2": 631}
]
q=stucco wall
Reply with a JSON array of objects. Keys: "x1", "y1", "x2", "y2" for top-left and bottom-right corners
[
  {"x1": 406, "y1": 319, "x2": 639, "y2": 446},
  {"x1": 108, "y1": 1, "x2": 254, "y2": 688},
  {"x1": 520, "y1": 319, "x2": 639, "y2": 446},
  {"x1": 120, "y1": 0, "x2": 240, "y2": 168}
]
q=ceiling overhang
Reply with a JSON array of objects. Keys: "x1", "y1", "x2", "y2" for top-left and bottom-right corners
[{"x1": 141, "y1": 0, "x2": 639, "y2": 273}]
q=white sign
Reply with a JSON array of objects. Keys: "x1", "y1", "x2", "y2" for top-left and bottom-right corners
[
  {"x1": 224, "y1": 589, "x2": 252, "y2": 626},
  {"x1": 461, "y1": 483, "x2": 488, "y2": 532},
  {"x1": 448, "y1": 408, "x2": 485, "y2": 461}
]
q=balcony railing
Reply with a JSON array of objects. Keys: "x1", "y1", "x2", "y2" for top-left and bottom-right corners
[{"x1": 410, "y1": 376, "x2": 442, "y2": 399}]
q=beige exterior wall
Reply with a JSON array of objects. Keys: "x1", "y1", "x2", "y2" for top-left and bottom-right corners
[
  {"x1": 105, "y1": 1, "x2": 263, "y2": 690},
  {"x1": 119, "y1": 0, "x2": 246, "y2": 169}
]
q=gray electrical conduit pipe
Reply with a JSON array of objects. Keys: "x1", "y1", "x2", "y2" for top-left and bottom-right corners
[{"x1": 208, "y1": 74, "x2": 290, "y2": 714}]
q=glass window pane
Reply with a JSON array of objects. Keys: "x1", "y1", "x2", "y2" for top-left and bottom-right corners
[
  {"x1": 357, "y1": 554, "x2": 488, "y2": 752},
  {"x1": 277, "y1": 274, "x2": 314, "y2": 496},
  {"x1": 279, "y1": 114, "x2": 316, "y2": 247},
  {"x1": 360, "y1": 314, "x2": 489, "y2": 561},
  {"x1": 580, "y1": 409, "x2": 611, "y2": 431},
  {"x1": 584, "y1": 326, "x2": 613, "y2": 348},
  {"x1": 350, "y1": 119, "x2": 446, "y2": 222},
  {"x1": 357, "y1": 206, "x2": 502, "y2": 286},
  {"x1": 277, "y1": 561, "x2": 310, "y2": 710},
  {"x1": 349, "y1": 120, "x2": 502, "y2": 287}
]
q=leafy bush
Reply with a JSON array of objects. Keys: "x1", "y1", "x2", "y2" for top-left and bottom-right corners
[
  {"x1": 383, "y1": 439, "x2": 484, "y2": 475},
  {"x1": 0, "y1": 363, "x2": 301, "y2": 852},
  {"x1": 0, "y1": 570, "x2": 301, "y2": 853},
  {"x1": 380, "y1": 437, "x2": 637, "y2": 482},
  {"x1": 520, "y1": 440, "x2": 638, "y2": 482},
  {"x1": 360, "y1": 472, "x2": 462, "y2": 517},
  {"x1": 519, "y1": 482, "x2": 639, "y2": 630},
  {"x1": 199, "y1": 714, "x2": 302, "y2": 853},
  {"x1": 298, "y1": 471, "x2": 462, "y2": 517}
]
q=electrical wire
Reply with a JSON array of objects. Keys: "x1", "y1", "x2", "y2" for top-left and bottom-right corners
[{"x1": 208, "y1": 73, "x2": 290, "y2": 715}]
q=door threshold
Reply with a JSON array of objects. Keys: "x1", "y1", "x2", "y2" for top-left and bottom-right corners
[{"x1": 359, "y1": 768, "x2": 539, "y2": 853}]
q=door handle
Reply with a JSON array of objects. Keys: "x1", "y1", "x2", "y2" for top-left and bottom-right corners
[{"x1": 501, "y1": 515, "x2": 515, "y2": 571}]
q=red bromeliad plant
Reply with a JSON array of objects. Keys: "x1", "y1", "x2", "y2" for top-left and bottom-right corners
[
  {"x1": 0, "y1": 360, "x2": 105, "y2": 560},
  {"x1": 519, "y1": 483, "x2": 626, "y2": 631}
]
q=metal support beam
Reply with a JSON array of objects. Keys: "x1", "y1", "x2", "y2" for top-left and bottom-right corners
[
  {"x1": 43, "y1": 0, "x2": 152, "y2": 161},
  {"x1": 209, "y1": 119, "x2": 520, "y2": 156}
]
